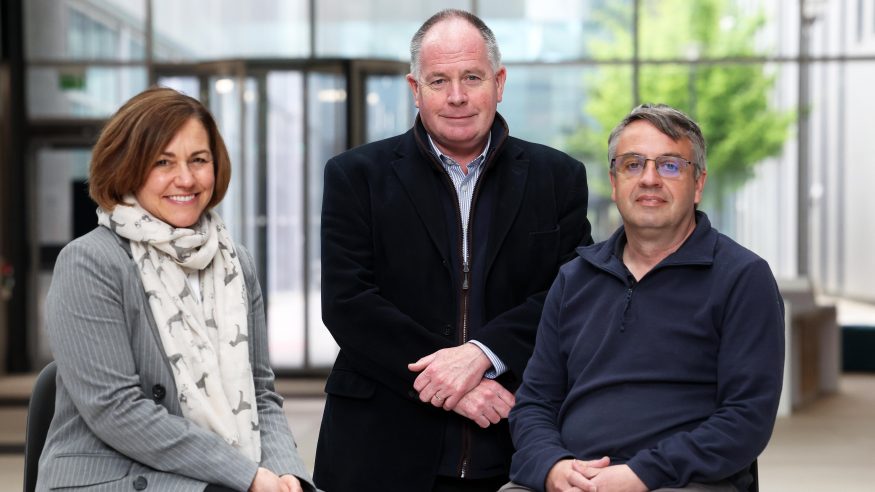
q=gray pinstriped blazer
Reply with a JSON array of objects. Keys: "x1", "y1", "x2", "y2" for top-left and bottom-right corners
[{"x1": 36, "y1": 225, "x2": 317, "y2": 492}]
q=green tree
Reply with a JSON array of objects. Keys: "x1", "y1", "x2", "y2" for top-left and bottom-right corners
[{"x1": 567, "y1": 0, "x2": 793, "y2": 213}]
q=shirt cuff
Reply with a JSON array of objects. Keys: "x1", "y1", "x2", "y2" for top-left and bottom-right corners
[{"x1": 468, "y1": 340, "x2": 508, "y2": 379}]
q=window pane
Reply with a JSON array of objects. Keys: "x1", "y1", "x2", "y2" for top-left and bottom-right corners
[
  {"x1": 639, "y1": 0, "x2": 782, "y2": 60},
  {"x1": 503, "y1": 64, "x2": 632, "y2": 239},
  {"x1": 25, "y1": 0, "x2": 146, "y2": 61},
  {"x1": 501, "y1": 65, "x2": 601, "y2": 153},
  {"x1": 33, "y1": 147, "x2": 94, "y2": 364},
  {"x1": 241, "y1": 78, "x2": 262, "y2": 259},
  {"x1": 266, "y1": 71, "x2": 306, "y2": 368},
  {"x1": 315, "y1": 0, "x2": 468, "y2": 59},
  {"x1": 806, "y1": 0, "x2": 875, "y2": 58},
  {"x1": 27, "y1": 66, "x2": 148, "y2": 118},
  {"x1": 157, "y1": 76, "x2": 201, "y2": 99},
  {"x1": 210, "y1": 76, "x2": 245, "y2": 242},
  {"x1": 36, "y1": 148, "x2": 91, "y2": 245},
  {"x1": 306, "y1": 72, "x2": 347, "y2": 367},
  {"x1": 719, "y1": 61, "x2": 797, "y2": 279},
  {"x1": 152, "y1": 0, "x2": 309, "y2": 61},
  {"x1": 365, "y1": 74, "x2": 415, "y2": 143},
  {"x1": 481, "y1": 0, "x2": 633, "y2": 62},
  {"x1": 829, "y1": 61, "x2": 875, "y2": 299},
  {"x1": 209, "y1": 76, "x2": 263, "y2": 265}
]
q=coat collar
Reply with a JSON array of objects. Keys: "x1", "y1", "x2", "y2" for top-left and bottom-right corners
[
  {"x1": 577, "y1": 210, "x2": 717, "y2": 280},
  {"x1": 391, "y1": 113, "x2": 527, "y2": 272},
  {"x1": 407, "y1": 111, "x2": 511, "y2": 169}
]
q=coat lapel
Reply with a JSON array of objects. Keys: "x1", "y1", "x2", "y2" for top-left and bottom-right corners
[
  {"x1": 485, "y1": 142, "x2": 529, "y2": 276},
  {"x1": 391, "y1": 138, "x2": 452, "y2": 265}
]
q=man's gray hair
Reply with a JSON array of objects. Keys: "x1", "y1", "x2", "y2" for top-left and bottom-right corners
[
  {"x1": 410, "y1": 9, "x2": 502, "y2": 79},
  {"x1": 607, "y1": 103, "x2": 707, "y2": 178}
]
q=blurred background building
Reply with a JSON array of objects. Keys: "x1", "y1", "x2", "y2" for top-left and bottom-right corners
[{"x1": 1, "y1": 0, "x2": 873, "y2": 377}]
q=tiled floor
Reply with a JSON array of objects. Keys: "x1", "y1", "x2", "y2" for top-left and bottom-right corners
[
  {"x1": 758, "y1": 373, "x2": 875, "y2": 491},
  {"x1": 1, "y1": 373, "x2": 874, "y2": 491}
]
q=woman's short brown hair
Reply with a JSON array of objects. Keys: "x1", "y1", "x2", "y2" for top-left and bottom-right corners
[{"x1": 88, "y1": 86, "x2": 231, "y2": 211}]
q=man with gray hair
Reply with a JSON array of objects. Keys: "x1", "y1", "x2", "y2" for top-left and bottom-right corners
[
  {"x1": 315, "y1": 9, "x2": 591, "y2": 492},
  {"x1": 503, "y1": 104, "x2": 784, "y2": 492}
]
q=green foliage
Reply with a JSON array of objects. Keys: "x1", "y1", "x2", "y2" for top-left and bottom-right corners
[{"x1": 566, "y1": 0, "x2": 794, "y2": 209}]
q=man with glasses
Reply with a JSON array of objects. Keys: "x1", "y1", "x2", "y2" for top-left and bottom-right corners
[
  {"x1": 503, "y1": 104, "x2": 784, "y2": 492},
  {"x1": 315, "y1": 9, "x2": 592, "y2": 492}
]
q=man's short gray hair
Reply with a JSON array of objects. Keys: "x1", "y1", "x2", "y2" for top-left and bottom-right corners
[
  {"x1": 409, "y1": 9, "x2": 502, "y2": 79},
  {"x1": 607, "y1": 103, "x2": 707, "y2": 178}
]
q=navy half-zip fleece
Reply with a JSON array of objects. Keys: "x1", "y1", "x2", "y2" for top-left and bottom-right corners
[{"x1": 508, "y1": 212, "x2": 785, "y2": 491}]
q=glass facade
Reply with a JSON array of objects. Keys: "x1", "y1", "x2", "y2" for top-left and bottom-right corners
[
  {"x1": 265, "y1": 71, "x2": 306, "y2": 368},
  {"x1": 15, "y1": 0, "x2": 875, "y2": 370},
  {"x1": 364, "y1": 74, "x2": 415, "y2": 142},
  {"x1": 31, "y1": 147, "x2": 93, "y2": 362},
  {"x1": 810, "y1": 60, "x2": 875, "y2": 301},
  {"x1": 208, "y1": 75, "x2": 248, "y2": 241},
  {"x1": 315, "y1": 0, "x2": 465, "y2": 59},
  {"x1": 152, "y1": 0, "x2": 309, "y2": 61},
  {"x1": 25, "y1": 0, "x2": 148, "y2": 119},
  {"x1": 482, "y1": 0, "x2": 633, "y2": 62},
  {"x1": 25, "y1": 0, "x2": 147, "y2": 61},
  {"x1": 305, "y1": 72, "x2": 347, "y2": 367},
  {"x1": 26, "y1": 66, "x2": 148, "y2": 118}
]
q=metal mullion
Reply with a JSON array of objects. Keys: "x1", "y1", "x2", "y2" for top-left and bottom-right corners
[
  {"x1": 25, "y1": 60, "x2": 149, "y2": 67},
  {"x1": 301, "y1": 69, "x2": 311, "y2": 370},
  {"x1": 145, "y1": 0, "x2": 153, "y2": 83},
  {"x1": 633, "y1": 0, "x2": 640, "y2": 105},
  {"x1": 254, "y1": 73, "x2": 269, "y2": 295},
  {"x1": 309, "y1": 0, "x2": 316, "y2": 59}
]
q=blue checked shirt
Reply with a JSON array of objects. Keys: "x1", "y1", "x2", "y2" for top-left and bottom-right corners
[{"x1": 427, "y1": 134, "x2": 507, "y2": 378}]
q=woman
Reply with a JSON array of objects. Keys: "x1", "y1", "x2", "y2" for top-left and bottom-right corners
[{"x1": 37, "y1": 87, "x2": 317, "y2": 492}]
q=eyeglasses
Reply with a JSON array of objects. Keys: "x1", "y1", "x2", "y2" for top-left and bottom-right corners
[{"x1": 611, "y1": 153, "x2": 696, "y2": 179}]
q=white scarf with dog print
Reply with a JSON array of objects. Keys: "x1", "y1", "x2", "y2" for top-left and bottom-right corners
[{"x1": 98, "y1": 197, "x2": 261, "y2": 462}]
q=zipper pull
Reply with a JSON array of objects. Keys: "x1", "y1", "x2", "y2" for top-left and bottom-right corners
[
  {"x1": 621, "y1": 286, "x2": 634, "y2": 332},
  {"x1": 462, "y1": 261, "x2": 470, "y2": 290}
]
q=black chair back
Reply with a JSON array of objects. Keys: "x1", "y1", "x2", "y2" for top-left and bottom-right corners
[
  {"x1": 22, "y1": 361, "x2": 57, "y2": 492},
  {"x1": 749, "y1": 459, "x2": 759, "y2": 492}
]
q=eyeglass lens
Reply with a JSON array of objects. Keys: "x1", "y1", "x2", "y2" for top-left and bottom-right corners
[{"x1": 615, "y1": 155, "x2": 689, "y2": 178}]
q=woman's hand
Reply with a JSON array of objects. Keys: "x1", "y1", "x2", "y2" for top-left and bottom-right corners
[
  {"x1": 249, "y1": 467, "x2": 305, "y2": 492},
  {"x1": 279, "y1": 474, "x2": 304, "y2": 492},
  {"x1": 248, "y1": 467, "x2": 284, "y2": 492}
]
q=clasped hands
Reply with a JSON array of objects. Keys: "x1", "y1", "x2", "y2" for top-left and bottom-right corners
[
  {"x1": 546, "y1": 457, "x2": 647, "y2": 492},
  {"x1": 407, "y1": 343, "x2": 515, "y2": 428}
]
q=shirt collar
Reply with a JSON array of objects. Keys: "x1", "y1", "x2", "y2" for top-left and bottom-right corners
[
  {"x1": 577, "y1": 210, "x2": 715, "y2": 281},
  {"x1": 427, "y1": 133, "x2": 492, "y2": 169}
]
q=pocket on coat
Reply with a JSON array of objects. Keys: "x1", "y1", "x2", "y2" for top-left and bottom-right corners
[
  {"x1": 324, "y1": 369, "x2": 376, "y2": 399},
  {"x1": 529, "y1": 225, "x2": 560, "y2": 258},
  {"x1": 45, "y1": 453, "x2": 133, "y2": 488}
]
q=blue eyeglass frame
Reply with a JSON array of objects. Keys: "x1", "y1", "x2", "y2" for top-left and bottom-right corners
[{"x1": 610, "y1": 153, "x2": 697, "y2": 178}]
